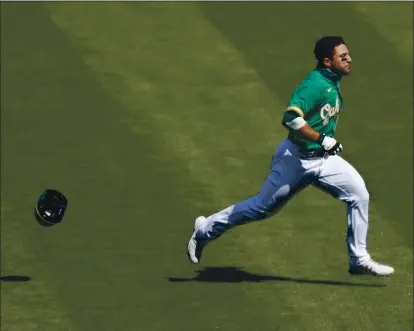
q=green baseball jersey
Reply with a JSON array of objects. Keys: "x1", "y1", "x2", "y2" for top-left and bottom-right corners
[{"x1": 285, "y1": 68, "x2": 344, "y2": 151}]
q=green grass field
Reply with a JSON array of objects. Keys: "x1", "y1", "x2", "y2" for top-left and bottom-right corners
[{"x1": 1, "y1": 2, "x2": 412, "y2": 331}]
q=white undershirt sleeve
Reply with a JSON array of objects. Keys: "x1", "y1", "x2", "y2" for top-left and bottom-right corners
[{"x1": 285, "y1": 117, "x2": 306, "y2": 130}]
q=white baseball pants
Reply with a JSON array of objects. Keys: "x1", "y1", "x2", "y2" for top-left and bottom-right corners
[{"x1": 195, "y1": 139, "x2": 371, "y2": 265}]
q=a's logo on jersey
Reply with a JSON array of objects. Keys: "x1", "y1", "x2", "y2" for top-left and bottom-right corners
[{"x1": 320, "y1": 97, "x2": 341, "y2": 125}]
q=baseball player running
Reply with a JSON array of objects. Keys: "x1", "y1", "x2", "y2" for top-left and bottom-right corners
[{"x1": 187, "y1": 36, "x2": 394, "y2": 276}]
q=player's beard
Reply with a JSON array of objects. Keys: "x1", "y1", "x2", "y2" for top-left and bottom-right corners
[{"x1": 331, "y1": 65, "x2": 351, "y2": 77}]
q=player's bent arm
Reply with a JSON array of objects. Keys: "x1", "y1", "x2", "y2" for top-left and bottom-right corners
[
  {"x1": 282, "y1": 110, "x2": 320, "y2": 141},
  {"x1": 296, "y1": 124, "x2": 340, "y2": 152},
  {"x1": 282, "y1": 110, "x2": 342, "y2": 153},
  {"x1": 294, "y1": 123, "x2": 321, "y2": 142}
]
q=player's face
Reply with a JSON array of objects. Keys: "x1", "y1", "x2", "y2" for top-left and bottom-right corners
[{"x1": 326, "y1": 44, "x2": 352, "y2": 76}]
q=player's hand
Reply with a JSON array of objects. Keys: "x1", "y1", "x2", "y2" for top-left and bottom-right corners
[
  {"x1": 325, "y1": 141, "x2": 343, "y2": 155},
  {"x1": 320, "y1": 135, "x2": 343, "y2": 155}
]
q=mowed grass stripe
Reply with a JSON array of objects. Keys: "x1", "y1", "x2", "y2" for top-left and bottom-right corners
[
  {"x1": 200, "y1": 3, "x2": 412, "y2": 330},
  {"x1": 354, "y1": 2, "x2": 413, "y2": 65},
  {"x1": 1, "y1": 5, "x2": 81, "y2": 331},
  {"x1": 45, "y1": 3, "x2": 314, "y2": 331}
]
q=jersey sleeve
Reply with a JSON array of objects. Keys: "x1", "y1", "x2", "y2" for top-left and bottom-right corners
[{"x1": 286, "y1": 83, "x2": 322, "y2": 118}]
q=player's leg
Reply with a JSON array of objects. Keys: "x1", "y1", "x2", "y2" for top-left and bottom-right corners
[
  {"x1": 187, "y1": 172, "x2": 309, "y2": 264},
  {"x1": 198, "y1": 169, "x2": 309, "y2": 239},
  {"x1": 313, "y1": 155, "x2": 394, "y2": 275},
  {"x1": 187, "y1": 140, "x2": 314, "y2": 263}
]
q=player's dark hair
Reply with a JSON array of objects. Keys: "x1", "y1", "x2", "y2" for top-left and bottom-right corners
[{"x1": 314, "y1": 36, "x2": 346, "y2": 68}]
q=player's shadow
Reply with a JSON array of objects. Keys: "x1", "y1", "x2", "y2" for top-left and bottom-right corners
[
  {"x1": 0, "y1": 275, "x2": 32, "y2": 282},
  {"x1": 168, "y1": 267, "x2": 385, "y2": 287}
]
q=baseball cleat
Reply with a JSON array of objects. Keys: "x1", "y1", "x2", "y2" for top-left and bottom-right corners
[
  {"x1": 187, "y1": 216, "x2": 208, "y2": 264},
  {"x1": 349, "y1": 259, "x2": 394, "y2": 276}
]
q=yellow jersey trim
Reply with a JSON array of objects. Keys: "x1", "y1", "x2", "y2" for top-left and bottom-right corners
[{"x1": 286, "y1": 106, "x2": 305, "y2": 118}]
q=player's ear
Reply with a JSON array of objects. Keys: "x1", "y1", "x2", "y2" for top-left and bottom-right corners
[{"x1": 323, "y1": 57, "x2": 331, "y2": 68}]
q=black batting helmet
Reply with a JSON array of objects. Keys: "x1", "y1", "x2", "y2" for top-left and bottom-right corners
[{"x1": 34, "y1": 189, "x2": 68, "y2": 227}]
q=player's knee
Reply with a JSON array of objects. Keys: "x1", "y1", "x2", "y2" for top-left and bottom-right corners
[
  {"x1": 250, "y1": 185, "x2": 291, "y2": 220},
  {"x1": 350, "y1": 187, "x2": 369, "y2": 204},
  {"x1": 250, "y1": 199, "x2": 272, "y2": 220},
  {"x1": 255, "y1": 200, "x2": 285, "y2": 219}
]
